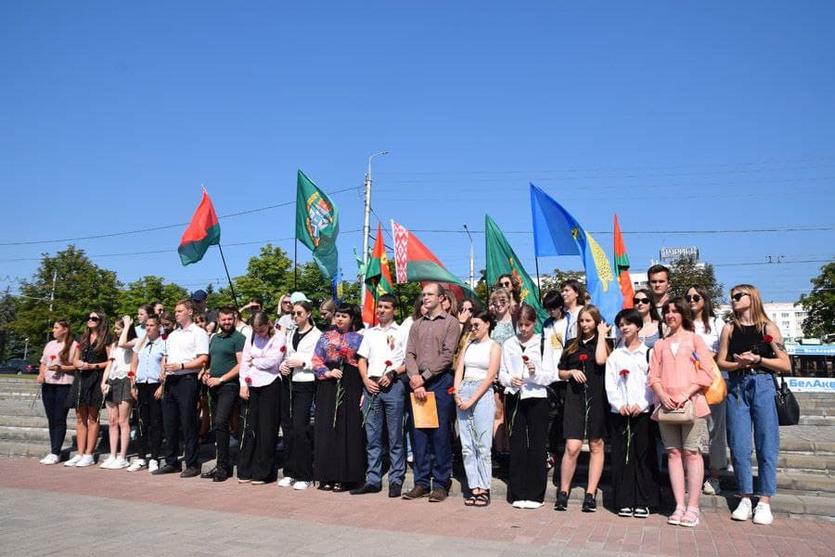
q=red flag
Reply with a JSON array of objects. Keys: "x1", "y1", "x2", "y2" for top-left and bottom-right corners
[
  {"x1": 613, "y1": 214, "x2": 634, "y2": 309},
  {"x1": 362, "y1": 223, "x2": 395, "y2": 326},
  {"x1": 178, "y1": 191, "x2": 220, "y2": 266}
]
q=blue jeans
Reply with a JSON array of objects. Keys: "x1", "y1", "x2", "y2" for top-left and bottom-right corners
[
  {"x1": 363, "y1": 379, "x2": 406, "y2": 486},
  {"x1": 726, "y1": 373, "x2": 779, "y2": 496},
  {"x1": 411, "y1": 373, "x2": 454, "y2": 489},
  {"x1": 456, "y1": 380, "x2": 494, "y2": 491}
]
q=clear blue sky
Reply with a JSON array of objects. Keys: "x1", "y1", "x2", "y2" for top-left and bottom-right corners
[{"x1": 1, "y1": 1, "x2": 833, "y2": 302}]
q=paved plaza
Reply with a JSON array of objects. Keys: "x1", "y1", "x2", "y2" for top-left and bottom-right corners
[{"x1": 0, "y1": 458, "x2": 832, "y2": 557}]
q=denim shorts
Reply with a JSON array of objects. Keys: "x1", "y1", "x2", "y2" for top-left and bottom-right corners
[{"x1": 659, "y1": 418, "x2": 708, "y2": 453}]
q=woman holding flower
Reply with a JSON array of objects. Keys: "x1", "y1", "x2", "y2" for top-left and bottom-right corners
[
  {"x1": 556, "y1": 305, "x2": 611, "y2": 512},
  {"x1": 99, "y1": 316, "x2": 137, "y2": 470},
  {"x1": 605, "y1": 309, "x2": 659, "y2": 518},
  {"x1": 499, "y1": 304, "x2": 553, "y2": 509},
  {"x1": 648, "y1": 298, "x2": 715, "y2": 527},
  {"x1": 238, "y1": 311, "x2": 286, "y2": 484},
  {"x1": 37, "y1": 320, "x2": 78, "y2": 464},
  {"x1": 312, "y1": 303, "x2": 365, "y2": 491},
  {"x1": 717, "y1": 284, "x2": 790, "y2": 526}
]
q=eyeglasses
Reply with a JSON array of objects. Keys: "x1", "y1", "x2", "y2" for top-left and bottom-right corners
[
  {"x1": 87, "y1": 316, "x2": 100, "y2": 322},
  {"x1": 632, "y1": 297, "x2": 651, "y2": 305},
  {"x1": 685, "y1": 294, "x2": 702, "y2": 303},
  {"x1": 731, "y1": 292, "x2": 749, "y2": 302}
]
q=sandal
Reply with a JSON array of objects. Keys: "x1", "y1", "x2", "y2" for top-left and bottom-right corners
[
  {"x1": 680, "y1": 507, "x2": 700, "y2": 528},
  {"x1": 668, "y1": 506, "x2": 685, "y2": 526},
  {"x1": 472, "y1": 492, "x2": 490, "y2": 507},
  {"x1": 464, "y1": 496, "x2": 477, "y2": 507}
]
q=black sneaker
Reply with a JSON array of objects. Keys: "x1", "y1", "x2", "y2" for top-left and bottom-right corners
[
  {"x1": 554, "y1": 490, "x2": 569, "y2": 511},
  {"x1": 388, "y1": 483, "x2": 403, "y2": 498},
  {"x1": 582, "y1": 492, "x2": 597, "y2": 512},
  {"x1": 633, "y1": 506, "x2": 650, "y2": 518}
]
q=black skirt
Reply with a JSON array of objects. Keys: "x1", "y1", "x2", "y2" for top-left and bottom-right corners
[
  {"x1": 313, "y1": 364, "x2": 366, "y2": 484},
  {"x1": 67, "y1": 370, "x2": 104, "y2": 409},
  {"x1": 562, "y1": 373, "x2": 608, "y2": 441}
]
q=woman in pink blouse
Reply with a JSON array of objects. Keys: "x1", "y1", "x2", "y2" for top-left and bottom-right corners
[
  {"x1": 648, "y1": 298, "x2": 714, "y2": 528},
  {"x1": 237, "y1": 311, "x2": 286, "y2": 484},
  {"x1": 36, "y1": 320, "x2": 78, "y2": 464}
]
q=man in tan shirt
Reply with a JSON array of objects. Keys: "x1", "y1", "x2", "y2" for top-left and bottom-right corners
[{"x1": 402, "y1": 282, "x2": 461, "y2": 502}]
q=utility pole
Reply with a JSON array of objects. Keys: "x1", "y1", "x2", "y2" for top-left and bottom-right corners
[
  {"x1": 47, "y1": 268, "x2": 57, "y2": 343},
  {"x1": 360, "y1": 150, "x2": 389, "y2": 309},
  {"x1": 463, "y1": 224, "x2": 474, "y2": 288}
]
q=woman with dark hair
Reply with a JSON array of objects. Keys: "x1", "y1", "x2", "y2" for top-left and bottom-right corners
[
  {"x1": 649, "y1": 298, "x2": 715, "y2": 528},
  {"x1": 495, "y1": 274, "x2": 522, "y2": 314},
  {"x1": 312, "y1": 303, "x2": 365, "y2": 491},
  {"x1": 37, "y1": 320, "x2": 78, "y2": 464},
  {"x1": 623, "y1": 288, "x2": 662, "y2": 349},
  {"x1": 453, "y1": 310, "x2": 500, "y2": 507},
  {"x1": 556, "y1": 305, "x2": 611, "y2": 512},
  {"x1": 65, "y1": 311, "x2": 112, "y2": 468},
  {"x1": 278, "y1": 300, "x2": 322, "y2": 491},
  {"x1": 238, "y1": 311, "x2": 286, "y2": 484},
  {"x1": 560, "y1": 280, "x2": 586, "y2": 342},
  {"x1": 687, "y1": 285, "x2": 728, "y2": 497},
  {"x1": 500, "y1": 304, "x2": 554, "y2": 509},
  {"x1": 99, "y1": 316, "x2": 138, "y2": 470}
]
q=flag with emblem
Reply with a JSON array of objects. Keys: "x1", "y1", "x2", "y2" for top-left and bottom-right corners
[
  {"x1": 295, "y1": 170, "x2": 340, "y2": 292},
  {"x1": 362, "y1": 223, "x2": 395, "y2": 325}
]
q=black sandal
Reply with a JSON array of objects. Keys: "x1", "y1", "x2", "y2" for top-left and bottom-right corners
[
  {"x1": 472, "y1": 492, "x2": 490, "y2": 507},
  {"x1": 464, "y1": 496, "x2": 477, "y2": 506}
]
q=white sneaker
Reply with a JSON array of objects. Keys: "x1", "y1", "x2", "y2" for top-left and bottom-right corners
[
  {"x1": 731, "y1": 497, "x2": 753, "y2": 521},
  {"x1": 41, "y1": 453, "x2": 60, "y2": 465},
  {"x1": 127, "y1": 459, "x2": 147, "y2": 472},
  {"x1": 75, "y1": 454, "x2": 95, "y2": 467},
  {"x1": 148, "y1": 459, "x2": 159, "y2": 473},
  {"x1": 292, "y1": 481, "x2": 309, "y2": 491},
  {"x1": 512, "y1": 500, "x2": 526, "y2": 509},
  {"x1": 64, "y1": 454, "x2": 83, "y2": 467},
  {"x1": 524, "y1": 501, "x2": 543, "y2": 509},
  {"x1": 278, "y1": 476, "x2": 295, "y2": 487},
  {"x1": 109, "y1": 457, "x2": 130, "y2": 470},
  {"x1": 753, "y1": 503, "x2": 774, "y2": 525},
  {"x1": 100, "y1": 455, "x2": 116, "y2": 468},
  {"x1": 703, "y1": 478, "x2": 721, "y2": 495}
]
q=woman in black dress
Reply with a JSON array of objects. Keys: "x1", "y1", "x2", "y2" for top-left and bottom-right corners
[
  {"x1": 555, "y1": 305, "x2": 611, "y2": 512},
  {"x1": 311, "y1": 303, "x2": 365, "y2": 491},
  {"x1": 65, "y1": 311, "x2": 112, "y2": 468}
]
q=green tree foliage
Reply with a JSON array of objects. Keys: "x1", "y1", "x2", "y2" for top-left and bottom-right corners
[
  {"x1": 668, "y1": 255, "x2": 723, "y2": 307},
  {"x1": 797, "y1": 262, "x2": 835, "y2": 338},
  {"x1": 116, "y1": 276, "x2": 188, "y2": 317},
  {"x1": 12, "y1": 246, "x2": 121, "y2": 361},
  {"x1": 0, "y1": 289, "x2": 22, "y2": 361},
  {"x1": 539, "y1": 269, "x2": 585, "y2": 296}
]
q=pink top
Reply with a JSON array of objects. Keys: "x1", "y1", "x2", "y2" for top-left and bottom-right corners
[
  {"x1": 40, "y1": 340, "x2": 78, "y2": 385},
  {"x1": 648, "y1": 331, "x2": 715, "y2": 418},
  {"x1": 239, "y1": 332, "x2": 286, "y2": 388}
]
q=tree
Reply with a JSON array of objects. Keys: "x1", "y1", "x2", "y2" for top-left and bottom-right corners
[
  {"x1": 0, "y1": 288, "x2": 23, "y2": 362},
  {"x1": 668, "y1": 255, "x2": 723, "y2": 307},
  {"x1": 117, "y1": 276, "x2": 188, "y2": 317},
  {"x1": 797, "y1": 262, "x2": 835, "y2": 339},
  {"x1": 11, "y1": 246, "x2": 121, "y2": 361},
  {"x1": 539, "y1": 268, "x2": 586, "y2": 296}
]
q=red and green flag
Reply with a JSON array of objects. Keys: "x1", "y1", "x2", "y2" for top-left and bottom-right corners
[
  {"x1": 178, "y1": 190, "x2": 221, "y2": 266},
  {"x1": 362, "y1": 223, "x2": 395, "y2": 325},
  {"x1": 613, "y1": 213, "x2": 634, "y2": 309}
]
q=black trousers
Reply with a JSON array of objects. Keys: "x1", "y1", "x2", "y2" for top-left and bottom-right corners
[
  {"x1": 507, "y1": 395, "x2": 549, "y2": 503},
  {"x1": 547, "y1": 382, "x2": 567, "y2": 452},
  {"x1": 162, "y1": 374, "x2": 199, "y2": 469},
  {"x1": 609, "y1": 413, "x2": 660, "y2": 509},
  {"x1": 238, "y1": 378, "x2": 281, "y2": 482},
  {"x1": 136, "y1": 383, "x2": 164, "y2": 461},
  {"x1": 280, "y1": 379, "x2": 316, "y2": 481},
  {"x1": 41, "y1": 384, "x2": 71, "y2": 455},
  {"x1": 210, "y1": 382, "x2": 240, "y2": 471}
]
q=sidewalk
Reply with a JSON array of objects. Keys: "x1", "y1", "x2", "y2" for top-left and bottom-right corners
[{"x1": 1, "y1": 458, "x2": 832, "y2": 556}]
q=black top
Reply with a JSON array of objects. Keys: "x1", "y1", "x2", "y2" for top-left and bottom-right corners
[
  {"x1": 728, "y1": 323, "x2": 775, "y2": 371},
  {"x1": 292, "y1": 327, "x2": 313, "y2": 351},
  {"x1": 79, "y1": 341, "x2": 108, "y2": 365}
]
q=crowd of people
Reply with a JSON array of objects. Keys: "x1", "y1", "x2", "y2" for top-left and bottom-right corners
[{"x1": 34, "y1": 265, "x2": 791, "y2": 526}]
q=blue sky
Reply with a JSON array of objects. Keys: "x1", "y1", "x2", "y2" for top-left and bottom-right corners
[{"x1": 1, "y1": 1, "x2": 833, "y2": 302}]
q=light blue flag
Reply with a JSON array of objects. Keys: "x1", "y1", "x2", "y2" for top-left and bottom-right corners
[{"x1": 529, "y1": 184, "x2": 622, "y2": 323}]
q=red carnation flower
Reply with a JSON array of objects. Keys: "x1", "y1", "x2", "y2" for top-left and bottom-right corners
[
  {"x1": 49, "y1": 355, "x2": 56, "y2": 361},
  {"x1": 763, "y1": 334, "x2": 773, "y2": 344},
  {"x1": 522, "y1": 355, "x2": 529, "y2": 363},
  {"x1": 280, "y1": 345, "x2": 286, "y2": 353},
  {"x1": 619, "y1": 369, "x2": 629, "y2": 378},
  {"x1": 578, "y1": 354, "x2": 589, "y2": 362},
  {"x1": 447, "y1": 386, "x2": 456, "y2": 395},
  {"x1": 384, "y1": 360, "x2": 393, "y2": 368},
  {"x1": 245, "y1": 376, "x2": 252, "y2": 385},
  {"x1": 127, "y1": 370, "x2": 135, "y2": 378}
]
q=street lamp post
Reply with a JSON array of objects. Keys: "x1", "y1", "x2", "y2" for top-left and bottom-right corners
[
  {"x1": 360, "y1": 150, "x2": 389, "y2": 309},
  {"x1": 23, "y1": 338, "x2": 29, "y2": 361},
  {"x1": 463, "y1": 224, "x2": 474, "y2": 288}
]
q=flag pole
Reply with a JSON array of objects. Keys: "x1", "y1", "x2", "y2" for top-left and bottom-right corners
[
  {"x1": 534, "y1": 256, "x2": 542, "y2": 302},
  {"x1": 217, "y1": 243, "x2": 239, "y2": 308},
  {"x1": 293, "y1": 239, "x2": 298, "y2": 290}
]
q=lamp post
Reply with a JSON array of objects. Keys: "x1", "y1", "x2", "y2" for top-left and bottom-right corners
[
  {"x1": 463, "y1": 224, "x2": 474, "y2": 288},
  {"x1": 23, "y1": 338, "x2": 29, "y2": 361},
  {"x1": 360, "y1": 150, "x2": 389, "y2": 309}
]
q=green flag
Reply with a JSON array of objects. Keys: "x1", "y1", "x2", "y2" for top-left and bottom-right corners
[
  {"x1": 485, "y1": 214, "x2": 547, "y2": 328},
  {"x1": 295, "y1": 170, "x2": 339, "y2": 285}
]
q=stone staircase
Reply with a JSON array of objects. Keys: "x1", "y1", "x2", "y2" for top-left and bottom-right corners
[{"x1": 1, "y1": 376, "x2": 833, "y2": 519}]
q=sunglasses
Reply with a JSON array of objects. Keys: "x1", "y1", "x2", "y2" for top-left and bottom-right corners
[
  {"x1": 87, "y1": 316, "x2": 100, "y2": 322},
  {"x1": 685, "y1": 294, "x2": 702, "y2": 303},
  {"x1": 731, "y1": 292, "x2": 749, "y2": 302},
  {"x1": 500, "y1": 282, "x2": 512, "y2": 288},
  {"x1": 632, "y1": 297, "x2": 651, "y2": 305}
]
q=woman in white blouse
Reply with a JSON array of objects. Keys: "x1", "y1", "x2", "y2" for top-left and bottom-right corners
[
  {"x1": 605, "y1": 309, "x2": 660, "y2": 518},
  {"x1": 100, "y1": 316, "x2": 137, "y2": 470},
  {"x1": 499, "y1": 304, "x2": 554, "y2": 509}
]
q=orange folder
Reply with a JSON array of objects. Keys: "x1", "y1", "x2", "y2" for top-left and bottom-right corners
[{"x1": 410, "y1": 392, "x2": 439, "y2": 428}]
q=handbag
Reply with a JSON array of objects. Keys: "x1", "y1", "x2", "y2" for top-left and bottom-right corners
[
  {"x1": 703, "y1": 360, "x2": 727, "y2": 405},
  {"x1": 652, "y1": 400, "x2": 695, "y2": 423},
  {"x1": 773, "y1": 373, "x2": 800, "y2": 426}
]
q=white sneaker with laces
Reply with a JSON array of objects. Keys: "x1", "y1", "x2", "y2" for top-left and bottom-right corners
[
  {"x1": 278, "y1": 476, "x2": 295, "y2": 487},
  {"x1": 127, "y1": 459, "x2": 147, "y2": 472},
  {"x1": 100, "y1": 455, "x2": 116, "y2": 469},
  {"x1": 753, "y1": 503, "x2": 773, "y2": 525},
  {"x1": 148, "y1": 459, "x2": 159, "y2": 473},
  {"x1": 75, "y1": 454, "x2": 95, "y2": 467},
  {"x1": 109, "y1": 457, "x2": 130, "y2": 470},
  {"x1": 731, "y1": 497, "x2": 753, "y2": 521},
  {"x1": 64, "y1": 454, "x2": 83, "y2": 467},
  {"x1": 41, "y1": 454, "x2": 60, "y2": 465},
  {"x1": 293, "y1": 481, "x2": 309, "y2": 491},
  {"x1": 703, "y1": 478, "x2": 721, "y2": 495}
]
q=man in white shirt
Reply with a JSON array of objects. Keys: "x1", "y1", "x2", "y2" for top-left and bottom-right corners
[
  {"x1": 153, "y1": 299, "x2": 209, "y2": 478},
  {"x1": 351, "y1": 294, "x2": 407, "y2": 497}
]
